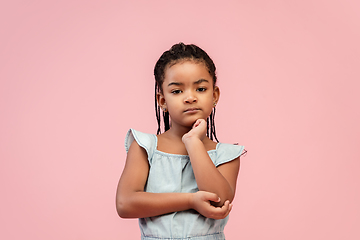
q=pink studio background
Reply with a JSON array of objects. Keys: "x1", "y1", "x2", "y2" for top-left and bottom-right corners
[{"x1": 1, "y1": 1, "x2": 359, "y2": 239}]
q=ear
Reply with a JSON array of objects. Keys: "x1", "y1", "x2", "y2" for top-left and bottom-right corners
[
  {"x1": 213, "y1": 86, "x2": 220, "y2": 106},
  {"x1": 156, "y1": 92, "x2": 166, "y2": 109}
]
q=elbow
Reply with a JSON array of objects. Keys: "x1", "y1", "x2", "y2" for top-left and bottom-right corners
[
  {"x1": 116, "y1": 196, "x2": 132, "y2": 218},
  {"x1": 116, "y1": 189, "x2": 144, "y2": 218},
  {"x1": 225, "y1": 188, "x2": 236, "y2": 204},
  {"x1": 227, "y1": 189, "x2": 235, "y2": 203},
  {"x1": 214, "y1": 189, "x2": 235, "y2": 207}
]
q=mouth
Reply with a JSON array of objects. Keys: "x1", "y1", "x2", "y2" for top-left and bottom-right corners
[{"x1": 184, "y1": 108, "x2": 200, "y2": 113}]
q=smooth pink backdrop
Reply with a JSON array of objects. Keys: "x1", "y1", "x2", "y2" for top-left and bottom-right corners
[{"x1": 1, "y1": 1, "x2": 359, "y2": 239}]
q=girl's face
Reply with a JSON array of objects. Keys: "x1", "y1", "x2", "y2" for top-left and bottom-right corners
[{"x1": 157, "y1": 60, "x2": 220, "y2": 129}]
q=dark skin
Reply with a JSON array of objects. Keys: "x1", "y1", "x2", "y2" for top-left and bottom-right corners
[{"x1": 116, "y1": 61, "x2": 240, "y2": 219}]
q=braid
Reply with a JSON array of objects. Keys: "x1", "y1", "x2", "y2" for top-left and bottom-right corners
[
  {"x1": 154, "y1": 43, "x2": 219, "y2": 141},
  {"x1": 206, "y1": 115, "x2": 210, "y2": 138},
  {"x1": 155, "y1": 82, "x2": 161, "y2": 135},
  {"x1": 163, "y1": 112, "x2": 170, "y2": 131},
  {"x1": 210, "y1": 108, "x2": 219, "y2": 142}
]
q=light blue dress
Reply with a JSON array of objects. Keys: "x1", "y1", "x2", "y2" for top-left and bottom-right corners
[{"x1": 125, "y1": 129, "x2": 245, "y2": 240}]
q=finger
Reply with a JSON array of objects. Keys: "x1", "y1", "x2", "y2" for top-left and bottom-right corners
[
  {"x1": 217, "y1": 200, "x2": 231, "y2": 218},
  {"x1": 224, "y1": 202, "x2": 233, "y2": 217},
  {"x1": 209, "y1": 202, "x2": 230, "y2": 219},
  {"x1": 222, "y1": 200, "x2": 230, "y2": 212},
  {"x1": 193, "y1": 119, "x2": 201, "y2": 128},
  {"x1": 203, "y1": 192, "x2": 220, "y2": 203},
  {"x1": 197, "y1": 119, "x2": 206, "y2": 127}
]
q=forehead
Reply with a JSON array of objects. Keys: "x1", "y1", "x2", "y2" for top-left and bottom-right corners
[{"x1": 163, "y1": 60, "x2": 212, "y2": 84}]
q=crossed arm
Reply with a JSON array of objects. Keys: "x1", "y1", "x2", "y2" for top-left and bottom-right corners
[
  {"x1": 182, "y1": 119, "x2": 240, "y2": 207},
  {"x1": 116, "y1": 121, "x2": 240, "y2": 219}
]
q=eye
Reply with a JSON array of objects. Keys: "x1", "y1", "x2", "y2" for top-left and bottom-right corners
[
  {"x1": 171, "y1": 89, "x2": 182, "y2": 94},
  {"x1": 197, "y1": 87, "x2": 207, "y2": 92}
]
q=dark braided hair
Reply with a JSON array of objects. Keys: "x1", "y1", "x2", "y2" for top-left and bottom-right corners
[{"x1": 154, "y1": 43, "x2": 219, "y2": 142}]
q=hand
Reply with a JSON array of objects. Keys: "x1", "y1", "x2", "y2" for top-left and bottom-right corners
[
  {"x1": 182, "y1": 119, "x2": 207, "y2": 143},
  {"x1": 190, "y1": 191, "x2": 232, "y2": 219}
]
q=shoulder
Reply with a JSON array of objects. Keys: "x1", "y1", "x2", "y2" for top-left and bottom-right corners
[
  {"x1": 125, "y1": 129, "x2": 157, "y2": 160},
  {"x1": 213, "y1": 142, "x2": 245, "y2": 167}
]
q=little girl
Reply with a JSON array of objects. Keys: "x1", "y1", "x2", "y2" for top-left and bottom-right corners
[{"x1": 116, "y1": 43, "x2": 245, "y2": 240}]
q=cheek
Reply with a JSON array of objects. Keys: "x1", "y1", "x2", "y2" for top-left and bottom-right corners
[{"x1": 164, "y1": 100, "x2": 179, "y2": 112}]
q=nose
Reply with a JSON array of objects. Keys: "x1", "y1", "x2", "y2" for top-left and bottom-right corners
[{"x1": 184, "y1": 91, "x2": 197, "y2": 103}]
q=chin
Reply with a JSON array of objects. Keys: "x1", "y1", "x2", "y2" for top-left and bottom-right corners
[{"x1": 185, "y1": 119, "x2": 199, "y2": 127}]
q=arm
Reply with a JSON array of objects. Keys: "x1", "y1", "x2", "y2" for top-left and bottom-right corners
[
  {"x1": 116, "y1": 140, "x2": 232, "y2": 219},
  {"x1": 182, "y1": 119, "x2": 241, "y2": 207}
]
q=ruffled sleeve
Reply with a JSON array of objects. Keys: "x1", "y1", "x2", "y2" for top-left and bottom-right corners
[
  {"x1": 214, "y1": 143, "x2": 245, "y2": 167},
  {"x1": 125, "y1": 128, "x2": 157, "y2": 164}
]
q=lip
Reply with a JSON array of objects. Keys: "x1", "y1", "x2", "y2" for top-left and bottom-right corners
[{"x1": 184, "y1": 108, "x2": 200, "y2": 113}]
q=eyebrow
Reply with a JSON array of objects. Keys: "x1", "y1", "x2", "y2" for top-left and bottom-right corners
[{"x1": 167, "y1": 79, "x2": 209, "y2": 87}]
